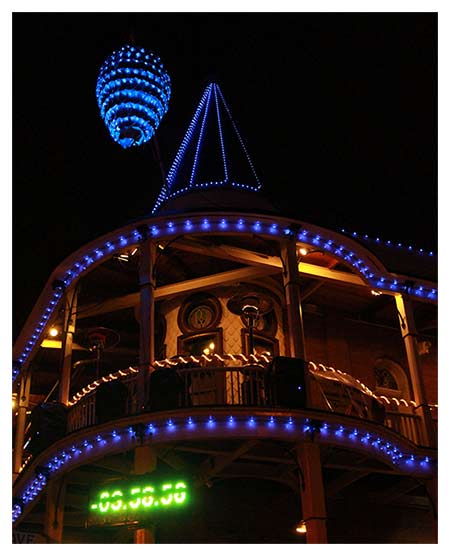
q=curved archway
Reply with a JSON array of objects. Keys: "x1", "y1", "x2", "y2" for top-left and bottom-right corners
[{"x1": 374, "y1": 357, "x2": 411, "y2": 400}]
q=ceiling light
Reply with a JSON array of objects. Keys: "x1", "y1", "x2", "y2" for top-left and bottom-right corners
[
  {"x1": 295, "y1": 520, "x2": 307, "y2": 534},
  {"x1": 49, "y1": 326, "x2": 59, "y2": 337}
]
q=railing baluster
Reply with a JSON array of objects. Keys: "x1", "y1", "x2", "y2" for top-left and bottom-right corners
[{"x1": 63, "y1": 365, "x2": 433, "y2": 449}]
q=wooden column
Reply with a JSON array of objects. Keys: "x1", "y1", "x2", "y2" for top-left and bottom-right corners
[
  {"x1": 134, "y1": 445, "x2": 157, "y2": 543},
  {"x1": 281, "y1": 235, "x2": 306, "y2": 360},
  {"x1": 280, "y1": 236, "x2": 317, "y2": 406},
  {"x1": 58, "y1": 286, "x2": 78, "y2": 405},
  {"x1": 296, "y1": 442, "x2": 327, "y2": 543},
  {"x1": 395, "y1": 294, "x2": 436, "y2": 447},
  {"x1": 44, "y1": 477, "x2": 66, "y2": 543},
  {"x1": 13, "y1": 370, "x2": 31, "y2": 477},
  {"x1": 135, "y1": 527, "x2": 155, "y2": 543},
  {"x1": 138, "y1": 238, "x2": 157, "y2": 411}
]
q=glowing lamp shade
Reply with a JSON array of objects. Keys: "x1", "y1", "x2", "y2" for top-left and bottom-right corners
[{"x1": 96, "y1": 44, "x2": 171, "y2": 148}]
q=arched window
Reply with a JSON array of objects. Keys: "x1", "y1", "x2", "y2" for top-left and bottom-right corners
[
  {"x1": 373, "y1": 358, "x2": 410, "y2": 400},
  {"x1": 374, "y1": 366, "x2": 398, "y2": 390}
]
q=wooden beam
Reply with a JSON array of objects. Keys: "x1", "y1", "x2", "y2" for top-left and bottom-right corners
[
  {"x1": 177, "y1": 238, "x2": 366, "y2": 287},
  {"x1": 76, "y1": 292, "x2": 139, "y2": 320},
  {"x1": 326, "y1": 470, "x2": 369, "y2": 498},
  {"x1": 77, "y1": 265, "x2": 279, "y2": 319},
  {"x1": 323, "y1": 462, "x2": 407, "y2": 477},
  {"x1": 174, "y1": 445, "x2": 292, "y2": 464},
  {"x1": 76, "y1": 258, "x2": 365, "y2": 321},
  {"x1": 301, "y1": 260, "x2": 340, "y2": 301},
  {"x1": 370, "y1": 477, "x2": 419, "y2": 505},
  {"x1": 156, "y1": 265, "x2": 279, "y2": 299},
  {"x1": 299, "y1": 261, "x2": 365, "y2": 286},
  {"x1": 172, "y1": 237, "x2": 282, "y2": 268},
  {"x1": 154, "y1": 445, "x2": 194, "y2": 472},
  {"x1": 196, "y1": 439, "x2": 258, "y2": 486},
  {"x1": 217, "y1": 470, "x2": 299, "y2": 492}
]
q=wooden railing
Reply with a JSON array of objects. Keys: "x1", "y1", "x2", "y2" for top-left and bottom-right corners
[
  {"x1": 384, "y1": 411, "x2": 424, "y2": 445},
  {"x1": 64, "y1": 365, "x2": 436, "y2": 449},
  {"x1": 66, "y1": 365, "x2": 269, "y2": 432}
]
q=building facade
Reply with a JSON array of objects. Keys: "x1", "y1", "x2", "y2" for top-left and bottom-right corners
[{"x1": 12, "y1": 83, "x2": 437, "y2": 543}]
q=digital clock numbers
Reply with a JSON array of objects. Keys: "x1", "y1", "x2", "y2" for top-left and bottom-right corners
[{"x1": 89, "y1": 480, "x2": 188, "y2": 520}]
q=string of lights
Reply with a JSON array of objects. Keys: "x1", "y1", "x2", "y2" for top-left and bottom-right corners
[
  {"x1": 64, "y1": 357, "x2": 428, "y2": 411},
  {"x1": 12, "y1": 412, "x2": 435, "y2": 524},
  {"x1": 340, "y1": 228, "x2": 436, "y2": 257},
  {"x1": 152, "y1": 83, "x2": 261, "y2": 214},
  {"x1": 96, "y1": 44, "x2": 171, "y2": 148},
  {"x1": 12, "y1": 215, "x2": 438, "y2": 381}
]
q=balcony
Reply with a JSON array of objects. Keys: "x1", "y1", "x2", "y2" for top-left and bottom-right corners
[
  {"x1": 13, "y1": 355, "x2": 437, "y2": 533},
  {"x1": 21, "y1": 355, "x2": 435, "y2": 451}
]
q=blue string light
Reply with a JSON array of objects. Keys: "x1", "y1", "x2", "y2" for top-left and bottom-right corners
[
  {"x1": 96, "y1": 45, "x2": 171, "y2": 148},
  {"x1": 247, "y1": 416, "x2": 256, "y2": 428},
  {"x1": 340, "y1": 228, "x2": 436, "y2": 258},
  {"x1": 190, "y1": 85, "x2": 212, "y2": 186},
  {"x1": 12, "y1": 415, "x2": 435, "y2": 523},
  {"x1": 187, "y1": 417, "x2": 195, "y2": 429},
  {"x1": 13, "y1": 216, "x2": 437, "y2": 380},
  {"x1": 152, "y1": 83, "x2": 261, "y2": 214},
  {"x1": 214, "y1": 83, "x2": 229, "y2": 181}
]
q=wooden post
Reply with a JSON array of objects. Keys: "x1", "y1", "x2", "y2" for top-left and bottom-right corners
[
  {"x1": 296, "y1": 442, "x2": 327, "y2": 543},
  {"x1": 133, "y1": 445, "x2": 157, "y2": 543},
  {"x1": 44, "y1": 477, "x2": 66, "y2": 543},
  {"x1": 135, "y1": 527, "x2": 155, "y2": 543},
  {"x1": 58, "y1": 286, "x2": 78, "y2": 405},
  {"x1": 13, "y1": 370, "x2": 31, "y2": 477},
  {"x1": 395, "y1": 295, "x2": 436, "y2": 447},
  {"x1": 281, "y1": 236, "x2": 306, "y2": 361},
  {"x1": 138, "y1": 238, "x2": 157, "y2": 411},
  {"x1": 280, "y1": 236, "x2": 319, "y2": 406}
]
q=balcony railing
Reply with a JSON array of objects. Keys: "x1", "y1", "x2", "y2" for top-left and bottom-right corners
[
  {"x1": 384, "y1": 411, "x2": 424, "y2": 445},
  {"x1": 66, "y1": 365, "x2": 271, "y2": 432},
  {"x1": 61, "y1": 362, "x2": 435, "y2": 450}
]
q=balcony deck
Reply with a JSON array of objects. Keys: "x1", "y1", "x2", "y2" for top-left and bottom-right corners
[{"x1": 13, "y1": 357, "x2": 437, "y2": 527}]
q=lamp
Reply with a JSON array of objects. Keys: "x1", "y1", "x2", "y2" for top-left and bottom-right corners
[
  {"x1": 48, "y1": 326, "x2": 59, "y2": 338},
  {"x1": 297, "y1": 247, "x2": 324, "y2": 260},
  {"x1": 76, "y1": 327, "x2": 120, "y2": 378},
  {"x1": 295, "y1": 520, "x2": 307, "y2": 534},
  {"x1": 227, "y1": 289, "x2": 274, "y2": 356},
  {"x1": 241, "y1": 295, "x2": 261, "y2": 355}
]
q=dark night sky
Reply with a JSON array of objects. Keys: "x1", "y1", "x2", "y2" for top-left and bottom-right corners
[{"x1": 12, "y1": 11, "x2": 437, "y2": 342}]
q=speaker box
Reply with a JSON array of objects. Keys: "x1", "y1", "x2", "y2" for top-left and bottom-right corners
[
  {"x1": 96, "y1": 380, "x2": 128, "y2": 424},
  {"x1": 147, "y1": 368, "x2": 184, "y2": 411},
  {"x1": 269, "y1": 356, "x2": 307, "y2": 408}
]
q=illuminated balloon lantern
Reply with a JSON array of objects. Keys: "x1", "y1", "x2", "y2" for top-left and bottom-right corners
[{"x1": 96, "y1": 44, "x2": 171, "y2": 148}]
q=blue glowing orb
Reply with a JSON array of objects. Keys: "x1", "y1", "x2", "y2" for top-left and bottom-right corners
[{"x1": 96, "y1": 44, "x2": 171, "y2": 148}]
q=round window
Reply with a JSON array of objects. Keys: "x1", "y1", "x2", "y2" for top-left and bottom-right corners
[
  {"x1": 187, "y1": 305, "x2": 214, "y2": 330},
  {"x1": 178, "y1": 294, "x2": 222, "y2": 334}
]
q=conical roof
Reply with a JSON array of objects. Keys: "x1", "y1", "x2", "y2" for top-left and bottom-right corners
[{"x1": 152, "y1": 82, "x2": 274, "y2": 214}]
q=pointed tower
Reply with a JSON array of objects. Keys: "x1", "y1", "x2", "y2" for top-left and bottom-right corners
[{"x1": 152, "y1": 83, "x2": 277, "y2": 215}]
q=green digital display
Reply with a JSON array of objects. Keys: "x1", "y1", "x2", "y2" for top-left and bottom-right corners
[{"x1": 88, "y1": 480, "x2": 189, "y2": 525}]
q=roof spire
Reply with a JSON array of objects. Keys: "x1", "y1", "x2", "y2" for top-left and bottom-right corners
[{"x1": 152, "y1": 82, "x2": 262, "y2": 214}]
